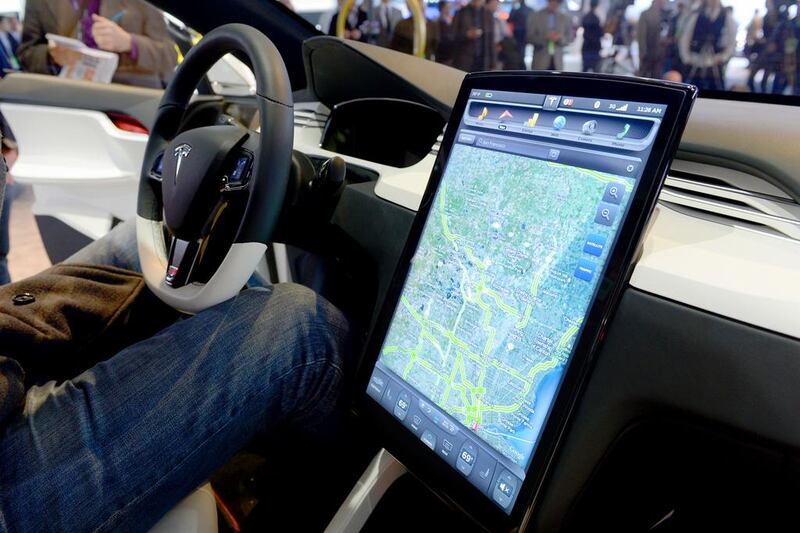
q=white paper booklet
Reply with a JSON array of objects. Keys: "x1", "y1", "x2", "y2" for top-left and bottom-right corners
[{"x1": 46, "y1": 33, "x2": 119, "y2": 84}]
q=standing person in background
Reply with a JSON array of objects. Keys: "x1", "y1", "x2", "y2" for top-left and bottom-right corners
[
  {"x1": 0, "y1": 15, "x2": 20, "y2": 285},
  {"x1": 679, "y1": 0, "x2": 736, "y2": 90},
  {"x1": 487, "y1": 0, "x2": 510, "y2": 47},
  {"x1": 747, "y1": 0, "x2": 780, "y2": 92},
  {"x1": 744, "y1": 7, "x2": 762, "y2": 58},
  {"x1": 375, "y1": 0, "x2": 403, "y2": 47},
  {"x1": 436, "y1": 0, "x2": 455, "y2": 65},
  {"x1": 662, "y1": 1, "x2": 687, "y2": 75},
  {"x1": 0, "y1": 128, "x2": 17, "y2": 286},
  {"x1": 328, "y1": 0, "x2": 369, "y2": 41},
  {"x1": 452, "y1": 0, "x2": 496, "y2": 71},
  {"x1": 508, "y1": 0, "x2": 531, "y2": 66},
  {"x1": 17, "y1": 0, "x2": 177, "y2": 89},
  {"x1": 390, "y1": 0, "x2": 440, "y2": 59},
  {"x1": 528, "y1": 0, "x2": 572, "y2": 70},
  {"x1": 785, "y1": 0, "x2": 800, "y2": 95},
  {"x1": 488, "y1": 0, "x2": 523, "y2": 69},
  {"x1": 581, "y1": 0, "x2": 603, "y2": 72},
  {"x1": 637, "y1": 0, "x2": 667, "y2": 79},
  {"x1": 0, "y1": 14, "x2": 21, "y2": 75},
  {"x1": 768, "y1": 0, "x2": 800, "y2": 95}
]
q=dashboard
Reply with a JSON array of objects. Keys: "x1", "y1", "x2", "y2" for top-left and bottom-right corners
[
  {"x1": 294, "y1": 96, "x2": 800, "y2": 340},
  {"x1": 321, "y1": 98, "x2": 445, "y2": 168}
]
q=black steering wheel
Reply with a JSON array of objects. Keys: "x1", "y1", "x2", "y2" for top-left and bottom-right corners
[{"x1": 136, "y1": 24, "x2": 293, "y2": 313}]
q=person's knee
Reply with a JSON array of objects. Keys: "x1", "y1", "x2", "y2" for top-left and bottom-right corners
[
  {"x1": 238, "y1": 284, "x2": 350, "y2": 420},
  {"x1": 236, "y1": 283, "x2": 350, "y2": 374}
]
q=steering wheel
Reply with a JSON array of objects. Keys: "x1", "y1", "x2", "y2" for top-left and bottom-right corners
[{"x1": 136, "y1": 24, "x2": 293, "y2": 314}]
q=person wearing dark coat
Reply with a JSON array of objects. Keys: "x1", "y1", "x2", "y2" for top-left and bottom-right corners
[{"x1": 451, "y1": 0, "x2": 496, "y2": 71}]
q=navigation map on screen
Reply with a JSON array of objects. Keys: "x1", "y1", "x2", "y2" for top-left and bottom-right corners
[{"x1": 367, "y1": 89, "x2": 666, "y2": 512}]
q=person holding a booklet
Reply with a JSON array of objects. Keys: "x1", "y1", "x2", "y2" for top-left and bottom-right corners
[{"x1": 17, "y1": 0, "x2": 177, "y2": 88}]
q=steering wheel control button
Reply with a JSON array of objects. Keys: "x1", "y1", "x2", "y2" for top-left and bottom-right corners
[
  {"x1": 456, "y1": 441, "x2": 478, "y2": 476},
  {"x1": 393, "y1": 390, "x2": 410, "y2": 421},
  {"x1": 492, "y1": 470, "x2": 518, "y2": 509},
  {"x1": 165, "y1": 238, "x2": 201, "y2": 288},
  {"x1": 223, "y1": 152, "x2": 254, "y2": 191},
  {"x1": 165, "y1": 265, "x2": 180, "y2": 286},
  {"x1": 12, "y1": 293, "x2": 35, "y2": 306},
  {"x1": 149, "y1": 152, "x2": 165, "y2": 181}
]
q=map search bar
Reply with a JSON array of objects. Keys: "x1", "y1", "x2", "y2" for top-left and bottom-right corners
[{"x1": 464, "y1": 131, "x2": 642, "y2": 178}]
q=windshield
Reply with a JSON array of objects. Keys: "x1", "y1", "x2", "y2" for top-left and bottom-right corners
[{"x1": 295, "y1": 0, "x2": 800, "y2": 99}]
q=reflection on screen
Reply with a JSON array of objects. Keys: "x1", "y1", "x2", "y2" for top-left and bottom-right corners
[{"x1": 367, "y1": 90, "x2": 665, "y2": 513}]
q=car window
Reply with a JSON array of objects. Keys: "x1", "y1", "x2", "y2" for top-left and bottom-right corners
[{"x1": 301, "y1": 0, "x2": 800, "y2": 98}]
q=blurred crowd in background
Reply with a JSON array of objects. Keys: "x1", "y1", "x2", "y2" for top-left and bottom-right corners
[{"x1": 313, "y1": 0, "x2": 800, "y2": 94}]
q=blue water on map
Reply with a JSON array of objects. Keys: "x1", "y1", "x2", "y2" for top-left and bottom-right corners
[{"x1": 510, "y1": 367, "x2": 564, "y2": 470}]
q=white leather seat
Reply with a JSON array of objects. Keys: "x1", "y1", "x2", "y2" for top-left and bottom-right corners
[{"x1": 148, "y1": 483, "x2": 218, "y2": 533}]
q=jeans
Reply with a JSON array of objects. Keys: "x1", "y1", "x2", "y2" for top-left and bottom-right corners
[{"x1": 0, "y1": 221, "x2": 350, "y2": 532}]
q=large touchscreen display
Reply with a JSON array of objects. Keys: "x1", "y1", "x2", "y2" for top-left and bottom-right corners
[{"x1": 367, "y1": 89, "x2": 666, "y2": 513}]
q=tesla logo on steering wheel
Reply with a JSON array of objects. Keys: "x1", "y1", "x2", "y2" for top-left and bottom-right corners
[{"x1": 173, "y1": 143, "x2": 192, "y2": 183}]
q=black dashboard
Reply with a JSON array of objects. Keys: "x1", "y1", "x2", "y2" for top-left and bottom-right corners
[{"x1": 321, "y1": 98, "x2": 445, "y2": 168}]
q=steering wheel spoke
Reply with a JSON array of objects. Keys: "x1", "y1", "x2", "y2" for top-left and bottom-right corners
[
  {"x1": 220, "y1": 149, "x2": 255, "y2": 192},
  {"x1": 165, "y1": 235, "x2": 201, "y2": 288}
]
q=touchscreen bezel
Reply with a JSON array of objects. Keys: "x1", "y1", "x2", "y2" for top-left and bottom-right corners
[{"x1": 354, "y1": 71, "x2": 696, "y2": 532}]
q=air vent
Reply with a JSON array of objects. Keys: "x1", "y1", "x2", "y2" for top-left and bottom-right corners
[
  {"x1": 293, "y1": 108, "x2": 328, "y2": 129},
  {"x1": 660, "y1": 171, "x2": 800, "y2": 240}
]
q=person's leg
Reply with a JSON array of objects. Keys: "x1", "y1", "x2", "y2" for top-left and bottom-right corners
[
  {"x1": 0, "y1": 191, "x2": 11, "y2": 285},
  {"x1": 0, "y1": 283, "x2": 349, "y2": 533},
  {"x1": 587, "y1": 51, "x2": 600, "y2": 72},
  {"x1": 64, "y1": 219, "x2": 140, "y2": 272}
]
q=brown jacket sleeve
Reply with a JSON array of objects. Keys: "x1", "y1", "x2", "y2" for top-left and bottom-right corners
[
  {"x1": 118, "y1": 0, "x2": 177, "y2": 83},
  {"x1": 17, "y1": 0, "x2": 53, "y2": 74}
]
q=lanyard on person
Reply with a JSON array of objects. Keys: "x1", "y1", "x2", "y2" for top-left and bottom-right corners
[{"x1": 68, "y1": 0, "x2": 92, "y2": 42}]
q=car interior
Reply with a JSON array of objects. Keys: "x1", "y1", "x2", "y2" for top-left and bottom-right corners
[{"x1": 0, "y1": 0, "x2": 798, "y2": 531}]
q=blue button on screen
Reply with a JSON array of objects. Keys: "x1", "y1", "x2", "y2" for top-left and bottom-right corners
[
  {"x1": 583, "y1": 233, "x2": 607, "y2": 257},
  {"x1": 574, "y1": 259, "x2": 596, "y2": 282}
]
